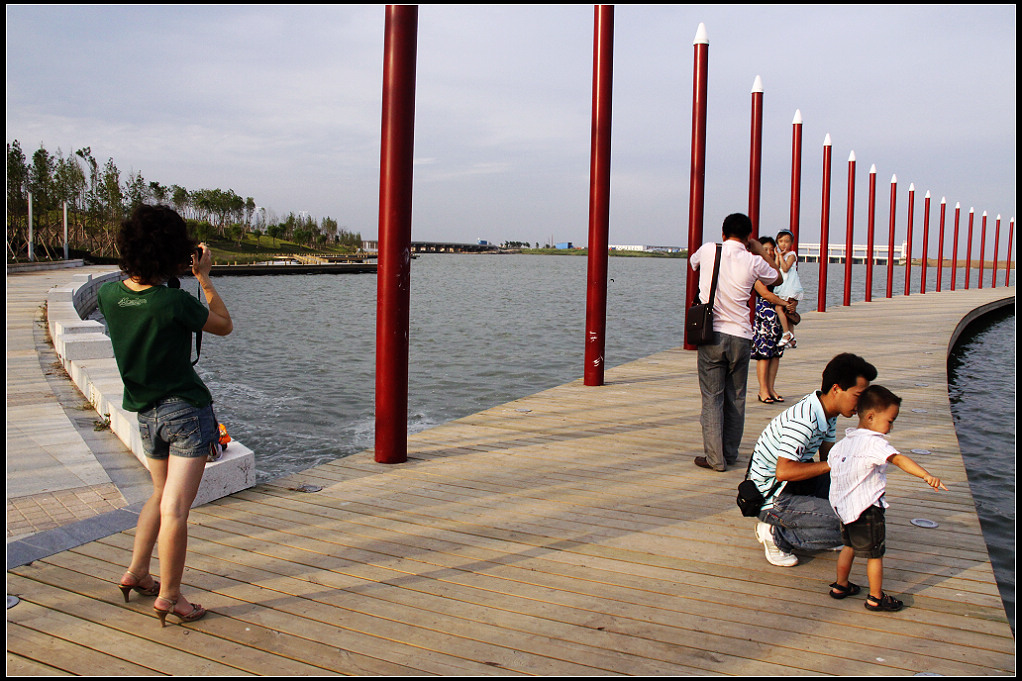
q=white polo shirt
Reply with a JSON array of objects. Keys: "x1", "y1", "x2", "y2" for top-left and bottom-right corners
[
  {"x1": 828, "y1": 427, "x2": 896, "y2": 524},
  {"x1": 689, "y1": 239, "x2": 779, "y2": 339}
]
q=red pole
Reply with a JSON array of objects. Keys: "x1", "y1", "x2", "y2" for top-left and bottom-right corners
[
  {"x1": 842, "y1": 151, "x2": 855, "y2": 306},
  {"x1": 904, "y1": 184, "x2": 915, "y2": 296},
  {"x1": 920, "y1": 192, "x2": 931, "y2": 294},
  {"x1": 936, "y1": 198, "x2": 946, "y2": 292},
  {"x1": 950, "y1": 202, "x2": 960, "y2": 290},
  {"x1": 1006, "y1": 218, "x2": 1015, "y2": 287},
  {"x1": 865, "y1": 164, "x2": 876, "y2": 302},
  {"x1": 584, "y1": 5, "x2": 614, "y2": 387},
  {"x1": 374, "y1": 5, "x2": 418, "y2": 465},
  {"x1": 965, "y1": 208, "x2": 974, "y2": 289},
  {"x1": 789, "y1": 109, "x2": 803, "y2": 248},
  {"x1": 684, "y1": 23, "x2": 709, "y2": 350},
  {"x1": 817, "y1": 134, "x2": 832, "y2": 313},
  {"x1": 978, "y1": 212, "x2": 987, "y2": 289},
  {"x1": 885, "y1": 174, "x2": 897, "y2": 298},
  {"x1": 991, "y1": 215, "x2": 1001, "y2": 288},
  {"x1": 748, "y1": 75, "x2": 764, "y2": 237}
]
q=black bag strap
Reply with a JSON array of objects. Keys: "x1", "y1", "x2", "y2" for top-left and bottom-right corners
[
  {"x1": 743, "y1": 453, "x2": 783, "y2": 499},
  {"x1": 707, "y1": 243, "x2": 723, "y2": 306}
]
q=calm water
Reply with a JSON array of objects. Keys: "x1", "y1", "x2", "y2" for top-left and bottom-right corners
[
  {"x1": 947, "y1": 311, "x2": 1015, "y2": 630},
  {"x1": 189, "y1": 253, "x2": 1013, "y2": 620}
]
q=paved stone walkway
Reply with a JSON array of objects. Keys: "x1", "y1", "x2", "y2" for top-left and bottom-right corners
[{"x1": 6, "y1": 265, "x2": 152, "y2": 562}]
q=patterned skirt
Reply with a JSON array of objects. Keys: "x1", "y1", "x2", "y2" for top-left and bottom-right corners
[{"x1": 751, "y1": 296, "x2": 784, "y2": 360}]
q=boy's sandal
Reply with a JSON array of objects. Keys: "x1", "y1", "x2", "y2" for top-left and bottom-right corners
[
  {"x1": 828, "y1": 581, "x2": 861, "y2": 599},
  {"x1": 865, "y1": 592, "x2": 904, "y2": 612}
]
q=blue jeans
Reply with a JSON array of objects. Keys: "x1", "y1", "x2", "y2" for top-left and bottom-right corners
[
  {"x1": 137, "y1": 397, "x2": 216, "y2": 459},
  {"x1": 696, "y1": 332, "x2": 751, "y2": 470},
  {"x1": 759, "y1": 474, "x2": 843, "y2": 553}
]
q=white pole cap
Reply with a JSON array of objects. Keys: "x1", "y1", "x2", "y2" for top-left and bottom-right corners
[
  {"x1": 909, "y1": 183, "x2": 915, "y2": 191},
  {"x1": 793, "y1": 109, "x2": 802, "y2": 125},
  {"x1": 955, "y1": 202, "x2": 960, "y2": 209},
  {"x1": 848, "y1": 150, "x2": 856, "y2": 162},
  {"x1": 891, "y1": 174, "x2": 897, "y2": 183},
  {"x1": 925, "y1": 191, "x2": 931, "y2": 199},
  {"x1": 752, "y1": 75, "x2": 763, "y2": 93},
  {"x1": 941, "y1": 196, "x2": 946, "y2": 204},
  {"x1": 693, "y1": 23, "x2": 709, "y2": 45},
  {"x1": 869, "y1": 164, "x2": 877, "y2": 174},
  {"x1": 824, "y1": 133, "x2": 832, "y2": 146}
]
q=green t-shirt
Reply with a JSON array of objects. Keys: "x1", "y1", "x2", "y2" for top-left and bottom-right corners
[{"x1": 97, "y1": 280, "x2": 211, "y2": 412}]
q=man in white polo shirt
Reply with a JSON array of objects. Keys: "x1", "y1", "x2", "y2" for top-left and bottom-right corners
[{"x1": 689, "y1": 213, "x2": 781, "y2": 472}]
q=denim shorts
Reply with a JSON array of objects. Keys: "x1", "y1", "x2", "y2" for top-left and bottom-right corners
[
  {"x1": 841, "y1": 504, "x2": 886, "y2": 558},
  {"x1": 137, "y1": 397, "x2": 216, "y2": 459}
]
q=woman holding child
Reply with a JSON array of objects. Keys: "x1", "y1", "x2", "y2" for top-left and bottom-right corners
[{"x1": 751, "y1": 236, "x2": 795, "y2": 404}]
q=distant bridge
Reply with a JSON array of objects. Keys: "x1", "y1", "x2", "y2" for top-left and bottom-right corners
[
  {"x1": 798, "y1": 242, "x2": 908, "y2": 265},
  {"x1": 362, "y1": 240, "x2": 500, "y2": 254}
]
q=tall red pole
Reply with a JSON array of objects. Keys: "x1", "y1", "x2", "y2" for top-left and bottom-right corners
[
  {"x1": 920, "y1": 192, "x2": 931, "y2": 294},
  {"x1": 978, "y1": 211, "x2": 987, "y2": 289},
  {"x1": 1005, "y1": 218, "x2": 1015, "y2": 287},
  {"x1": 864, "y1": 164, "x2": 876, "y2": 302},
  {"x1": 789, "y1": 109, "x2": 803, "y2": 249},
  {"x1": 748, "y1": 75, "x2": 764, "y2": 237},
  {"x1": 842, "y1": 151, "x2": 855, "y2": 306},
  {"x1": 904, "y1": 184, "x2": 915, "y2": 296},
  {"x1": 950, "y1": 202, "x2": 960, "y2": 290},
  {"x1": 584, "y1": 5, "x2": 614, "y2": 386},
  {"x1": 885, "y1": 174, "x2": 897, "y2": 298},
  {"x1": 684, "y1": 23, "x2": 710, "y2": 350},
  {"x1": 936, "y1": 198, "x2": 946, "y2": 292},
  {"x1": 991, "y1": 215, "x2": 1001, "y2": 288},
  {"x1": 817, "y1": 134, "x2": 832, "y2": 313},
  {"x1": 375, "y1": 5, "x2": 418, "y2": 464},
  {"x1": 965, "y1": 208, "x2": 975, "y2": 289}
]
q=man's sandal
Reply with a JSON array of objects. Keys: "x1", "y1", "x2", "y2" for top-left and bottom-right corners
[
  {"x1": 865, "y1": 592, "x2": 904, "y2": 612},
  {"x1": 828, "y1": 581, "x2": 862, "y2": 599}
]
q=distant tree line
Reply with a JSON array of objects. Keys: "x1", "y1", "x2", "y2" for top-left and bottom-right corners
[{"x1": 6, "y1": 139, "x2": 361, "y2": 260}]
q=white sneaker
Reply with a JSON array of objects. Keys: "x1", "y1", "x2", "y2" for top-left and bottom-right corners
[{"x1": 756, "y1": 522, "x2": 798, "y2": 567}]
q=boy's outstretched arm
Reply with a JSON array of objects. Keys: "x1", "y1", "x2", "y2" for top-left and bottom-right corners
[{"x1": 888, "y1": 453, "x2": 949, "y2": 491}]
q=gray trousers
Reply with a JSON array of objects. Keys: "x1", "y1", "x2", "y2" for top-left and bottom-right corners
[{"x1": 696, "y1": 332, "x2": 751, "y2": 470}]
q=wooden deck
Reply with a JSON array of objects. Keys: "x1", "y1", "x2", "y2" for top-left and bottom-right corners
[{"x1": 7, "y1": 287, "x2": 1015, "y2": 676}]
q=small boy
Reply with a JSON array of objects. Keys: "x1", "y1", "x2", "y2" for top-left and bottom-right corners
[{"x1": 827, "y1": 385, "x2": 948, "y2": 611}]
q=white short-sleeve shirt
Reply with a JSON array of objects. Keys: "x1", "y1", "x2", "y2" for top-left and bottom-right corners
[{"x1": 828, "y1": 427, "x2": 898, "y2": 524}]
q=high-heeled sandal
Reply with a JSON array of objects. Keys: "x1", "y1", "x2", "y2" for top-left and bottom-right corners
[
  {"x1": 118, "y1": 571, "x2": 160, "y2": 603},
  {"x1": 154, "y1": 596, "x2": 207, "y2": 627}
]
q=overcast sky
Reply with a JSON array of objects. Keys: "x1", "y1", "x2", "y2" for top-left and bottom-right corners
[{"x1": 6, "y1": 4, "x2": 1016, "y2": 250}]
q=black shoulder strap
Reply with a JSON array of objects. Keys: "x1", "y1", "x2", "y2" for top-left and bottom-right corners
[{"x1": 707, "y1": 243, "x2": 723, "y2": 306}]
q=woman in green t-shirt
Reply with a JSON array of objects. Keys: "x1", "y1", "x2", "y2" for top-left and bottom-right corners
[{"x1": 99, "y1": 205, "x2": 233, "y2": 627}]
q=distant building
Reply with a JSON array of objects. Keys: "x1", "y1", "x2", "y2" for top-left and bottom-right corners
[{"x1": 555, "y1": 242, "x2": 574, "y2": 250}]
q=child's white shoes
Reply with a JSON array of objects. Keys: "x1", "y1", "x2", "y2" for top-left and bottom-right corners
[{"x1": 779, "y1": 331, "x2": 797, "y2": 348}]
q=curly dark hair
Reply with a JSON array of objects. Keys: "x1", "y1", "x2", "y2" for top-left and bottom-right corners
[{"x1": 116, "y1": 205, "x2": 196, "y2": 283}]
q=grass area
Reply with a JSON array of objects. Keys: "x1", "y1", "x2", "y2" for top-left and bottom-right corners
[{"x1": 204, "y1": 234, "x2": 362, "y2": 264}]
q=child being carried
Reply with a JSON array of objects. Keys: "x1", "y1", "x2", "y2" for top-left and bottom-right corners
[{"x1": 773, "y1": 229, "x2": 803, "y2": 348}]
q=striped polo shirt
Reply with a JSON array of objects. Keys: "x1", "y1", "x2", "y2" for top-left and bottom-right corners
[{"x1": 748, "y1": 391, "x2": 837, "y2": 510}]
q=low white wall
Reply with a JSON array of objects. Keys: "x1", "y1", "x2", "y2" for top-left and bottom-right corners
[{"x1": 47, "y1": 271, "x2": 255, "y2": 506}]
